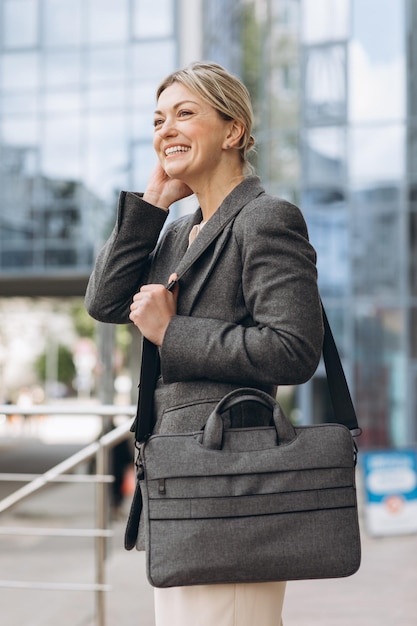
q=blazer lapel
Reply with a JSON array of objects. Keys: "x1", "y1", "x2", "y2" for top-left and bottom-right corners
[{"x1": 173, "y1": 176, "x2": 265, "y2": 314}]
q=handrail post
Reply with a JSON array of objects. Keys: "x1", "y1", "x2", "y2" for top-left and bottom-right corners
[{"x1": 95, "y1": 438, "x2": 108, "y2": 626}]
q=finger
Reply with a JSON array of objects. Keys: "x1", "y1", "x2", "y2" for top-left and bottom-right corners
[{"x1": 167, "y1": 273, "x2": 179, "y2": 293}]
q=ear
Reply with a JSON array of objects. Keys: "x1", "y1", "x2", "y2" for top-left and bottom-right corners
[{"x1": 223, "y1": 120, "x2": 245, "y2": 150}]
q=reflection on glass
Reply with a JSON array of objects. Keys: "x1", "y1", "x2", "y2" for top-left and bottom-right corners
[
  {"x1": 324, "y1": 306, "x2": 345, "y2": 357},
  {"x1": 349, "y1": 125, "x2": 404, "y2": 181},
  {"x1": 132, "y1": 143, "x2": 156, "y2": 191},
  {"x1": 351, "y1": 186, "x2": 401, "y2": 296},
  {"x1": 133, "y1": 0, "x2": 173, "y2": 38},
  {"x1": 44, "y1": 51, "x2": 81, "y2": 87},
  {"x1": 42, "y1": 116, "x2": 81, "y2": 179},
  {"x1": 89, "y1": 47, "x2": 127, "y2": 84},
  {"x1": 304, "y1": 44, "x2": 346, "y2": 123},
  {"x1": 301, "y1": 0, "x2": 349, "y2": 44},
  {"x1": 132, "y1": 82, "x2": 158, "y2": 139},
  {"x1": 2, "y1": 94, "x2": 38, "y2": 115},
  {"x1": 349, "y1": 0, "x2": 405, "y2": 122},
  {"x1": 85, "y1": 113, "x2": 128, "y2": 201},
  {"x1": 44, "y1": 92, "x2": 81, "y2": 114},
  {"x1": 3, "y1": 0, "x2": 38, "y2": 48},
  {"x1": 410, "y1": 307, "x2": 417, "y2": 357},
  {"x1": 304, "y1": 126, "x2": 346, "y2": 183},
  {"x1": 88, "y1": 0, "x2": 128, "y2": 44},
  {"x1": 132, "y1": 42, "x2": 176, "y2": 82},
  {"x1": 2, "y1": 116, "x2": 39, "y2": 146},
  {"x1": 1, "y1": 52, "x2": 40, "y2": 91},
  {"x1": 302, "y1": 188, "x2": 348, "y2": 297},
  {"x1": 87, "y1": 87, "x2": 126, "y2": 110},
  {"x1": 354, "y1": 308, "x2": 405, "y2": 447},
  {"x1": 407, "y1": 124, "x2": 417, "y2": 176},
  {"x1": 408, "y1": 208, "x2": 417, "y2": 297},
  {"x1": 43, "y1": 0, "x2": 82, "y2": 47}
]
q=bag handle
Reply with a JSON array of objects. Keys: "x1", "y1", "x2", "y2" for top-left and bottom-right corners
[{"x1": 202, "y1": 388, "x2": 297, "y2": 450}]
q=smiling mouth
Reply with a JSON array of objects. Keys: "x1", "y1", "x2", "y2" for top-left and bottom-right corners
[{"x1": 165, "y1": 146, "x2": 191, "y2": 156}]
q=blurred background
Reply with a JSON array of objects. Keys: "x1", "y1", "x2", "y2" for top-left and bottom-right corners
[
  {"x1": 0, "y1": 0, "x2": 414, "y2": 449},
  {"x1": 0, "y1": 2, "x2": 416, "y2": 625}
]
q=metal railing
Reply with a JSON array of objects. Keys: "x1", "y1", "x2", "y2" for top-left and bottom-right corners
[{"x1": 0, "y1": 403, "x2": 136, "y2": 626}]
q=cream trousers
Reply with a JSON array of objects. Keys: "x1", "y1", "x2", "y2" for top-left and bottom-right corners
[{"x1": 154, "y1": 581, "x2": 286, "y2": 626}]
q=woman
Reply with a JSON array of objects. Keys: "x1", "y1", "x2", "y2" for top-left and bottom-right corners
[{"x1": 85, "y1": 61, "x2": 323, "y2": 626}]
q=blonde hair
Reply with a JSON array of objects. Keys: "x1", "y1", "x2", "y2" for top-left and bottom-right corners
[{"x1": 156, "y1": 62, "x2": 255, "y2": 173}]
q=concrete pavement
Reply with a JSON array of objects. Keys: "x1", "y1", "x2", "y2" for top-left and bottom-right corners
[{"x1": 0, "y1": 443, "x2": 416, "y2": 626}]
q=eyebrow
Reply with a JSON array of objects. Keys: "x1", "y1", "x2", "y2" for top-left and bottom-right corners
[{"x1": 154, "y1": 99, "x2": 200, "y2": 116}]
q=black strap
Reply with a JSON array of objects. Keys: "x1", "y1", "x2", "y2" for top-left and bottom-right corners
[
  {"x1": 133, "y1": 338, "x2": 159, "y2": 442},
  {"x1": 321, "y1": 304, "x2": 359, "y2": 434}
]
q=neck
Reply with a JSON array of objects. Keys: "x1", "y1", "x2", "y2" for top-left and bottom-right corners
[{"x1": 193, "y1": 171, "x2": 245, "y2": 220}]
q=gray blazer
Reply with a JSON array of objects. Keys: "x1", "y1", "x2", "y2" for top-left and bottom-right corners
[{"x1": 85, "y1": 176, "x2": 324, "y2": 434}]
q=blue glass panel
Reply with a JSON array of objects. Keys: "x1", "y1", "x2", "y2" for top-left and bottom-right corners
[
  {"x1": 133, "y1": 0, "x2": 173, "y2": 38},
  {"x1": 350, "y1": 125, "x2": 405, "y2": 181},
  {"x1": 302, "y1": 0, "x2": 349, "y2": 44},
  {"x1": 349, "y1": 0, "x2": 405, "y2": 122},
  {"x1": 43, "y1": 0, "x2": 82, "y2": 47},
  {"x1": 3, "y1": 0, "x2": 38, "y2": 48}
]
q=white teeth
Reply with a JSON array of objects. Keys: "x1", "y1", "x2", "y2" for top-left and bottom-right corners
[{"x1": 165, "y1": 146, "x2": 191, "y2": 156}]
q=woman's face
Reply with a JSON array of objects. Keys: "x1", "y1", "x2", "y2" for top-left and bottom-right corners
[{"x1": 153, "y1": 82, "x2": 234, "y2": 186}]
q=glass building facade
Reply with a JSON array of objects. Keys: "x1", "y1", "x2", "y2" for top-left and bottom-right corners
[
  {"x1": 300, "y1": 0, "x2": 414, "y2": 447},
  {"x1": 0, "y1": 0, "x2": 181, "y2": 296},
  {"x1": 1, "y1": 0, "x2": 414, "y2": 447}
]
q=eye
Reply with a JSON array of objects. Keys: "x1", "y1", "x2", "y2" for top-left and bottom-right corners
[
  {"x1": 153, "y1": 118, "x2": 164, "y2": 128},
  {"x1": 178, "y1": 109, "x2": 192, "y2": 118}
]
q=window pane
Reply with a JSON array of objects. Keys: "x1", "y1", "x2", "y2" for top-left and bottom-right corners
[
  {"x1": 44, "y1": 51, "x2": 81, "y2": 87},
  {"x1": 303, "y1": 127, "x2": 346, "y2": 183},
  {"x1": 132, "y1": 41, "x2": 176, "y2": 82},
  {"x1": 132, "y1": 143, "x2": 156, "y2": 190},
  {"x1": 303, "y1": 188, "x2": 349, "y2": 297},
  {"x1": 304, "y1": 44, "x2": 346, "y2": 123},
  {"x1": 351, "y1": 186, "x2": 401, "y2": 296},
  {"x1": 302, "y1": 0, "x2": 349, "y2": 44},
  {"x1": 350, "y1": 125, "x2": 404, "y2": 182},
  {"x1": 133, "y1": 0, "x2": 174, "y2": 38},
  {"x1": 87, "y1": 87, "x2": 126, "y2": 111},
  {"x1": 43, "y1": 0, "x2": 82, "y2": 47},
  {"x1": 132, "y1": 82, "x2": 156, "y2": 139},
  {"x1": 85, "y1": 113, "x2": 128, "y2": 201},
  {"x1": 42, "y1": 116, "x2": 81, "y2": 179},
  {"x1": 354, "y1": 308, "x2": 405, "y2": 446},
  {"x1": 409, "y1": 202, "x2": 417, "y2": 297},
  {"x1": 349, "y1": 0, "x2": 405, "y2": 122},
  {"x1": 43, "y1": 91, "x2": 81, "y2": 114},
  {"x1": 2, "y1": 94, "x2": 38, "y2": 115},
  {"x1": 3, "y1": 0, "x2": 38, "y2": 48},
  {"x1": 89, "y1": 47, "x2": 127, "y2": 84},
  {"x1": 88, "y1": 0, "x2": 128, "y2": 44},
  {"x1": 3, "y1": 116, "x2": 39, "y2": 147},
  {"x1": 1, "y1": 52, "x2": 40, "y2": 91}
]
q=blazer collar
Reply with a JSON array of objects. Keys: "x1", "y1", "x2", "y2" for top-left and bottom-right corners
[
  {"x1": 172, "y1": 177, "x2": 264, "y2": 314},
  {"x1": 174, "y1": 176, "x2": 265, "y2": 281}
]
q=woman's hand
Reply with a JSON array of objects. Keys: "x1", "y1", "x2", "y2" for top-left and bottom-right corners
[
  {"x1": 143, "y1": 163, "x2": 193, "y2": 210},
  {"x1": 129, "y1": 273, "x2": 179, "y2": 346}
]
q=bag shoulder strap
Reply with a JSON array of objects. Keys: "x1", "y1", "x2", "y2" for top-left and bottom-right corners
[{"x1": 321, "y1": 303, "x2": 360, "y2": 434}]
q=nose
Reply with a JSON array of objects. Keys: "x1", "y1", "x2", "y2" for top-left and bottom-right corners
[{"x1": 157, "y1": 116, "x2": 178, "y2": 138}]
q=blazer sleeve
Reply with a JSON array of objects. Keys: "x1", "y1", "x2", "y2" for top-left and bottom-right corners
[
  {"x1": 84, "y1": 191, "x2": 169, "y2": 324},
  {"x1": 160, "y1": 199, "x2": 324, "y2": 387}
]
